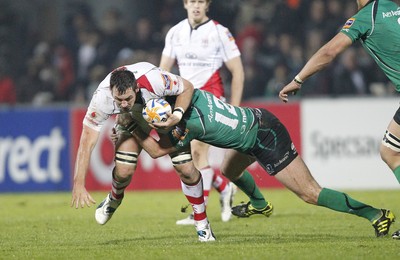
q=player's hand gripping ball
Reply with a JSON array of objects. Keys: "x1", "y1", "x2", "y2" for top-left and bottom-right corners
[{"x1": 142, "y1": 98, "x2": 172, "y2": 123}]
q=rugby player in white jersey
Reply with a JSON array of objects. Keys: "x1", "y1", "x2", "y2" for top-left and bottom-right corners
[
  {"x1": 71, "y1": 62, "x2": 216, "y2": 242},
  {"x1": 160, "y1": 0, "x2": 245, "y2": 225}
]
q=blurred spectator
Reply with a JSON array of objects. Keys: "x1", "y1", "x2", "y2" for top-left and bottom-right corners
[
  {"x1": 76, "y1": 27, "x2": 100, "y2": 84},
  {"x1": 236, "y1": 17, "x2": 264, "y2": 52},
  {"x1": 0, "y1": 63, "x2": 16, "y2": 105},
  {"x1": 325, "y1": 0, "x2": 344, "y2": 39},
  {"x1": 63, "y1": 3, "x2": 94, "y2": 71},
  {"x1": 234, "y1": 0, "x2": 275, "y2": 33},
  {"x1": 264, "y1": 62, "x2": 290, "y2": 98},
  {"x1": 331, "y1": 48, "x2": 368, "y2": 96},
  {"x1": 97, "y1": 7, "x2": 129, "y2": 70},
  {"x1": 53, "y1": 41, "x2": 75, "y2": 101},
  {"x1": 158, "y1": 0, "x2": 186, "y2": 25},
  {"x1": 1, "y1": 0, "x2": 395, "y2": 104},
  {"x1": 128, "y1": 16, "x2": 160, "y2": 52},
  {"x1": 85, "y1": 64, "x2": 107, "y2": 102},
  {"x1": 240, "y1": 37, "x2": 265, "y2": 99}
]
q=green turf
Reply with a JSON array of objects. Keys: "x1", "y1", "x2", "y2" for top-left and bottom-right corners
[{"x1": 1, "y1": 189, "x2": 400, "y2": 259}]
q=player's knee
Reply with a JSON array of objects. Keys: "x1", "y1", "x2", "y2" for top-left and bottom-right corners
[
  {"x1": 191, "y1": 149, "x2": 202, "y2": 162},
  {"x1": 380, "y1": 130, "x2": 400, "y2": 164},
  {"x1": 115, "y1": 165, "x2": 135, "y2": 179},
  {"x1": 170, "y1": 151, "x2": 192, "y2": 166},
  {"x1": 219, "y1": 167, "x2": 234, "y2": 180},
  {"x1": 174, "y1": 163, "x2": 200, "y2": 184},
  {"x1": 114, "y1": 151, "x2": 138, "y2": 178},
  {"x1": 380, "y1": 144, "x2": 390, "y2": 163}
]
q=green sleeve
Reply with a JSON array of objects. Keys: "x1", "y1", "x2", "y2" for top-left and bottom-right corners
[{"x1": 340, "y1": 5, "x2": 373, "y2": 42}]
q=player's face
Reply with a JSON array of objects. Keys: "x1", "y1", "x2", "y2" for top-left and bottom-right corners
[
  {"x1": 112, "y1": 87, "x2": 137, "y2": 112},
  {"x1": 184, "y1": 0, "x2": 209, "y2": 26}
]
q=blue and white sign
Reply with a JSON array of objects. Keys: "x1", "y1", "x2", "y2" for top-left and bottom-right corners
[{"x1": 0, "y1": 108, "x2": 71, "y2": 192}]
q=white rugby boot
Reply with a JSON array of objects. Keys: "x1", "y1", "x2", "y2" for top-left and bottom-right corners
[{"x1": 95, "y1": 193, "x2": 121, "y2": 225}]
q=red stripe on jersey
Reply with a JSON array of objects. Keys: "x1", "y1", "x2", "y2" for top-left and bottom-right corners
[
  {"x1": 137, "y1": 75, "x2": 154, "y2": 92},
  {"x1": 200, "y1": 70, "x2": 224, "y2": 98}
]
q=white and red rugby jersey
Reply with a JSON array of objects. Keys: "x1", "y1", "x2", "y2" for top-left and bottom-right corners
[
  {"x1": 162, "y1": 19, "x2": 240, "y2": 98},
  {"x1": 83, "y1": 62, "x2": 185, "y2": 132}
]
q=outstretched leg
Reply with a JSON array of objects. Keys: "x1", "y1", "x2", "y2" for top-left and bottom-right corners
[{"x1": 275, "y1": 156, "x2": 395, "y2": 237}]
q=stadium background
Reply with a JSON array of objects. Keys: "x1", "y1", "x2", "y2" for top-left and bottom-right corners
[{"x1": 0, "y1": 0, "x2": 399, "y2": 193}]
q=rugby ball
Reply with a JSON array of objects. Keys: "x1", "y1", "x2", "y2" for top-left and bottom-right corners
[{"x1": 142, "y1": 98, "x2": 172, "y2": 123}]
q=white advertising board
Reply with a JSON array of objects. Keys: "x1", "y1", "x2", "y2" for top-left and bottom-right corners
[{"x1": 302, "y1": 98, "x2": 399, "y2": 190}]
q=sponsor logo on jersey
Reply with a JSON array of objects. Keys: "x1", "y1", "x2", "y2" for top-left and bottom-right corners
[
  {"x1": 266, "y1": 164, "x2": 275, "y2": 174},
  {"x1": 273, "y1": 151, "x2": 290, "y2": 168},
  {"x1": 161, "y1": 73, "x2": 173, "y2": 90},
  {"x1": 382, "y1": 8, "x2": 400, "y2": 18},
  {"x1": 343, "y1": 18, "x2": 355, "y2": 29},
  {"x1": 185, "y1": 52, "x2": 198, "y2": 59},
  {"x1": 226, "y1": 30, "x2": 234, "y2": 41},
  {"x1": 172, "y1": 126, "x2": 189, "y2": 141}
]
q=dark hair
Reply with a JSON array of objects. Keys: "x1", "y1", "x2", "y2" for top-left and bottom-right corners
[{"x1": 110, "y1": 69, "x2": 137, "y2": 94}]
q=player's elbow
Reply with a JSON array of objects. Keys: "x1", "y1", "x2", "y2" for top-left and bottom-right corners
[{"x1": 322, "y1": 47, "x2": 339, "y2": 61}]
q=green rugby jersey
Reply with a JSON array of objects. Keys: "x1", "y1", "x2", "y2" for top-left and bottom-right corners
[
  {"x1": 340, "y1": 0, "x2": 400, "y2": 90},
  {"x1": 169, "y1": 90, "x2": 258, "y2": 153}
]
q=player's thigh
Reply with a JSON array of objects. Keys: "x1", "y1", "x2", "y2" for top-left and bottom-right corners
[
  {"x1": 116, "y1": 133, "x2": 141, "y2": 152},
  {"x1": 387, "y1": 118, "x2": 400, "y2": 137},
  {"x1": 274, "y1": 156, "x2": 321, "y2": 204},
  {"x1": 190, "y1": 139, "x2": 210, "y2": 168},
  {"x1": 221, "y1": 150, "x2": 255, "y2": 180},
  {"x1": 169, "y1": 147, "x2": 201, "y2": 184},
  {"x1": 190, "y1": 139, "x2": 210, "y2": 153}
]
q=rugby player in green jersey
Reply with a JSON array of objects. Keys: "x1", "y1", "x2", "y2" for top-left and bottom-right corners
[
  {"x1": 121, "y1": 89, "x2": 395, "y2": 238},
  {"x1": 279, "y1": 0, "x2": 400, "y2": 239}
]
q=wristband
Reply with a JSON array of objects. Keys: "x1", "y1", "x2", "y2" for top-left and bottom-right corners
[
  {"x1": 172, "y1": 107, "x2": 184, "y2": 121},
  {"x1": 294, "y1": 75, "x2": 304, "y2": 85}
]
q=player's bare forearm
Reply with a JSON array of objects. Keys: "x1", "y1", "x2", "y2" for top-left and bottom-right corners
[
  {"x1": 230, "y1": 78, "x2": 244, "y2": 106},
  {"x1": 159, "y1": 55, "x2": 175, "y2": 72},
  {"x1": 298, "y1": 33, "x2": 352, "y2": 82},
  {"x1": 175, "y1": 78, "x2": 194, "y2": 113},
  {"x1": 226, "y1": 57, "x2": 244, "y2": 106},
  {"x1": 71, "y1": 125, "x2": 98, "y2": 208}
]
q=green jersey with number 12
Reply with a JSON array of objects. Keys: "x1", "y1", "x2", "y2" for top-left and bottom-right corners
[{"x1": 169, "y1": 89, "x2": 258, "y2": 153}]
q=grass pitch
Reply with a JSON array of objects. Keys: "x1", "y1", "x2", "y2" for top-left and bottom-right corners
[{"x1": 1, "y1": 189, "x2": 400, "y2": 259}]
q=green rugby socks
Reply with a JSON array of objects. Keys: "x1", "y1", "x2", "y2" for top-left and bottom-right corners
[
  {"x1": 393, "y1": 165, "x2": 400, "y2": 183},
  {"x1": 233, "y1": 170, "x2": 267, "y2": 209},
  {"x1": 317, "y1": 188, "x2": 381, "y2": 221}
]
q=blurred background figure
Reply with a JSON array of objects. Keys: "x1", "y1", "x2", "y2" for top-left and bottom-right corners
[
  {"x1": 159, "y1": 0, "x2": 244, "y2": 225},
  {"x1": 1, "y1": 0, "x2": 396, "y2": 104},
  {"x1": 0, "y1": 62, "x2": 16, "y2": 105}
]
